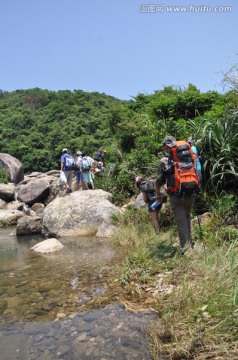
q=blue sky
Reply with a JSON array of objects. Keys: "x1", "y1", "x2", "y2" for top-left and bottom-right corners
[{"x1": 0, "y1": 0, "x2": 237, "y2": 99}]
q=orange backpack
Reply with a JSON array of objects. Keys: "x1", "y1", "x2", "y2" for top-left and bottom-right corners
[{"x1": 165, "y1": 140, "x2": 200, "y2": 195}]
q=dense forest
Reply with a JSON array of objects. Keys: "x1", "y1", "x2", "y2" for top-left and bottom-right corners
[{"x1": 0, "y1": 78, "x2": 237, "y2": 206}]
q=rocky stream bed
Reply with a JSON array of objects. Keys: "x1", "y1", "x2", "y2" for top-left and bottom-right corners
[{"x1": 0, "y1": 228, "x2": 162, "y2": 360}]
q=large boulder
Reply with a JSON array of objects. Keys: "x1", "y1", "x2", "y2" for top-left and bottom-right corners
[
  {"x1": 0, "y1": 153, "x2": 24, "y2": 184},
  {"x1": 43, "y1": 190, "x2": 122, "y2": 237},
  {"x1": 17, "y1": 178, "x2": 50, "y2": 205},
  {"x1": 17, "y1": 174, "x2": 62, "y2": 206}
]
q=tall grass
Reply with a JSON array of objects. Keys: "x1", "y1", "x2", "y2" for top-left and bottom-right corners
[
  {"x1": 152, "y1": 243, "x2": 238, "y2": 359},
  {"x1": 112, "y1": 198, "x2": 238, "y2": 359}
]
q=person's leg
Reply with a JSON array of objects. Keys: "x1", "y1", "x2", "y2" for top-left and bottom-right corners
[
  {"x1": 74, "y1": 172, "x2": 80, "y2": 191},
  {"x1": 170, "y1": 195, "x2": 190, "y2": 248},
  {"x1": 88, "y1": 171, "x2": 94, "y2": 189},
  {"x1": 65, "y1": 170, "x2": 73, "y2": 192},
  {"x1": 79, "y1": 172, "x2": 87, "y2": 190},
  {"x1": 83, "y1": 171, "x2": 90, "y2": 190},
  {"x1": 184, "y1": 195, "x2": 195, "y2": 246},
  {"x1": 149, "y1": 210, "x2": 160, "y2": 233},
  {"x1": 90, "y1": 171, "x2": 95, "y2": 189},
  {"x1": 82, "y1": 181, "x2": 88, "y2": 190},
  {"x1": 90, "y1": 178, "x2": 95, "y2": 189}
]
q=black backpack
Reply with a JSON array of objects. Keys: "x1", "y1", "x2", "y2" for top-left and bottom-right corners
[{"x1": 139, "y1": 179, "x2": 156, "y2": 193}]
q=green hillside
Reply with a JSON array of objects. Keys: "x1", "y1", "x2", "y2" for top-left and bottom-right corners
[{"x1": 0, "y1": 84, "x2": 237, "y2": 203}]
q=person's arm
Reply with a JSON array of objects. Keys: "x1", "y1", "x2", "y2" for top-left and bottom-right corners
[
  {"x1": 155, "y1": 161, "x2": 166, "y2": 199},
  {"x1": 60, "y1": 155, "x2": 65, "y2": 171},
  {"x1": 142, "y1": 191, "x2": 149, "y2": 204}
]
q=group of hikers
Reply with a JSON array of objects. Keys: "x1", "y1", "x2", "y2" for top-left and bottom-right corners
[
  {"x1": 60, "y1": 148, "x2": 106, "y2": 192},
  {"x1": 135, "y1": 135, "x2": 202, "y2": 254},
  {"x1": 60, "y1": 136, "x2": 202, "y2": 254}
]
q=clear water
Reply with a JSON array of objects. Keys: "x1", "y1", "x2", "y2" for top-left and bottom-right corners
[{"x1": 0, "y1": 228, "x2": 161, "y2": 360}]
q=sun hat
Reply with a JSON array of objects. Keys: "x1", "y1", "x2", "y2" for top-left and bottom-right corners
[
  {"x1": 76, "y1": 151, "x2": 82, "y2": 156},
  {"x1": 62, "y1": 148, "x2": 68, "y2": 152}
]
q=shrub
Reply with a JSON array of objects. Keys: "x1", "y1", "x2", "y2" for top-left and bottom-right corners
[{"x1": 0, "y1": 168, "x2": 8, "y2": 184}]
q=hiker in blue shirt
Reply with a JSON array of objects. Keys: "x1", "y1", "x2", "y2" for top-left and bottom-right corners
[{"x1": 61, "y1": 148, "x2": 74, "y2": 193}]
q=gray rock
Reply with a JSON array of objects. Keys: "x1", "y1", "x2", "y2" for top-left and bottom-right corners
[
  {"x1": 4, "y1": 200, "x2": 24, "y2": 211},
  {"x1": 0, "y1": 153, "x2": 24, "y2": 184},
  {"x1": 43, "y1": 190, "x2": 122, "y2": 237},
  {"x1": 18, "y1": 178, "x2": 50, "y2": 205},
  {"x1": 133, "y1": 192, "x2": 147, "y2": 209},
  {"x1": 28, "y1": 172, "x2": 44, "y2": 177},
  {"x1": 192, "y1": 212, "x2": 213, "y2": 227},
  {"x1": 96, "y1": 221, "x2": 117, "y2": 237},
  {"x1": 0, "y1": 199, "x2": 6, "y2": 209},
  {"x1": 31, "y1": 238, "x2": 64, "y2": 253},
  {"x1": 0, "y1": 209, "x2": 25, "y2": 224},
  {"x1": 44, "y1": 178, "x2": 66, "y2": 205},
  {"x1": 0, "y1": 183, "x2": 16, "y2": 202},
  {"x1": 31, "y1": 203, "x2": 45, "y2": 217},
  {"x1": 16, "y1": 215, "x2": 42, "y2": 235}
]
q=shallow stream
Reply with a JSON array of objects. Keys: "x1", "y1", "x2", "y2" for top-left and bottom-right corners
[{"x1": 0, "y1": 228, "x2": 161, "y2": 360}]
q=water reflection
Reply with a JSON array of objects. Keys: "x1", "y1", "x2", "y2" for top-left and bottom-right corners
[
  {"x1": 0, "y1": 228, "x2": 161, "y2": 359},
  {"x1": 0, "y1": 228, "x2": 117, "y2": 324}
]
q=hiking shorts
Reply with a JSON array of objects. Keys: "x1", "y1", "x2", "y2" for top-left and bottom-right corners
[
  {"x1": 64, "y1": 170, "x2": 73, "y2": 186},
  {"x1": 75, "y1": 171, "x2": 85, "y2": 183}
]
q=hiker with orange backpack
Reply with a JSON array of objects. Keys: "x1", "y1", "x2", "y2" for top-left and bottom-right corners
[{"x1": 155, "y1": 136, "x2": 200, "y2": 252}]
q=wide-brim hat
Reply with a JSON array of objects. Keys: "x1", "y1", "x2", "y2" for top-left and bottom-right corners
[{"x1": 62, "y1": 148, "x2": 68, "y2": 152}]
